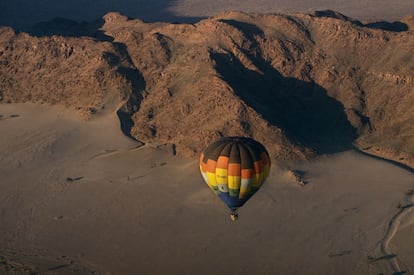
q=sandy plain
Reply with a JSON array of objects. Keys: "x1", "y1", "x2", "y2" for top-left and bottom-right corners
[{"x1": 1, "y1": 103, "x2": 414, "y2": 274}]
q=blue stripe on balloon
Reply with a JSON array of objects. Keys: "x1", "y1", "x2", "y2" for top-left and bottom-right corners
[{"x1": 218, "y1": 192, "x2": 249, "y2": 208}]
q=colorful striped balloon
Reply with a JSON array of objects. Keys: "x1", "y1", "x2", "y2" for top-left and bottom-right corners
[{"x1": 199, "y1": 137, "x2": 271, "y2": 219}]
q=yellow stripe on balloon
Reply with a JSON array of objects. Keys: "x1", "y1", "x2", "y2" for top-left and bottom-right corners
[
  {"x1": 207, "y1": 172, "x2": 217, "y2": 187},
  {"x1": 215, "y1": 168, "x2": 228, "y2": 184},
  {"x1": 228, "y1": 175, "x2": 241, "y2": 190}
]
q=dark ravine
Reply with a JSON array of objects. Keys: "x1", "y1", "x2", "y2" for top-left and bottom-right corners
[{"x1": 0, "y1": 10, "x2": 414, "y2": 167}]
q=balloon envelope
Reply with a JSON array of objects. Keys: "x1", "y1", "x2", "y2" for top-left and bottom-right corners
[{"x1": 199, "y1": 137, "x2": 271, "y2": 210}]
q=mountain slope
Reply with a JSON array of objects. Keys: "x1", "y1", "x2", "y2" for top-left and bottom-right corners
[{"x1": 1, "y1": 11, "x2": 413, "y2": 166}]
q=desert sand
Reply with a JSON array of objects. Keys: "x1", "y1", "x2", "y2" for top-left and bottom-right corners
[{"x1": 1, "y1": 103, "x2": 414, "y2": 274}]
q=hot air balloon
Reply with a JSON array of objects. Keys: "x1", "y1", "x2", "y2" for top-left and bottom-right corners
[{"x1": 199, "y1": 137, "x2": 271, "y2": 221}]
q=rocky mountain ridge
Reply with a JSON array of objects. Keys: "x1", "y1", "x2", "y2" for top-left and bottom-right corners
[{"x1": 1, "y1": 11, "x2": 413, "y2": 167}]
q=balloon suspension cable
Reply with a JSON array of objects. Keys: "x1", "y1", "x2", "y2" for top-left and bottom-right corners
[{"x1": 230, "y1": 209, "x2": 239, "y2": 221}]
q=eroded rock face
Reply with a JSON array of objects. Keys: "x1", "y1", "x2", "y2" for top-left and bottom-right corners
[
  {"x1": 0, "y1": 26, "x2": 136, "y2": 119},
  {"x1": 1, "y1": 11, "x2": 413, "y2": 166}
]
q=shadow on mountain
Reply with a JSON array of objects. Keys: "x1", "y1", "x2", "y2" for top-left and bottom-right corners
[
  {"x1": 29, "y1": 14, "x2": 203, "y2": 39},
  {"x1": 313, "y1": 10, "x2": 408, "y2": 32},
  {"x1": 364, "y1": 21, "x2": 408, "y2": 32},
  {"x1": 211, "y1": 20, "x2": 357, "y2": 154},
  {"x1": 2, "y1": 0, "x2": 204, "y2": 36},
  {"x1": 100, "y1": 46, "x2": 146, "y2": 140},
  {"x1": 115, "y1": 63, "x2": 145, "y2": 140},
  {"x1": 30, "y1": 17, "x2": 111, "y2": 38}
]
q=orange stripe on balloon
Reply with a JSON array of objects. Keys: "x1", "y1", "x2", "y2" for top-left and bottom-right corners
[
  {"x1": 199, "y1": 153, "x2": 207, "y2": 172},
  {"x1": 241, "y1": 169, "x2": 254, "y2": 179},
  {"x1": 206, "y1": 159, "x2": 217, "y2": 173},
  {"x1": 228, "y1": 163, "x2": 241, "y2": 176},
  {"x1": 216, "y1": 156, "x2": 229, "y2": 169}
]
